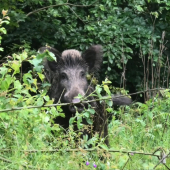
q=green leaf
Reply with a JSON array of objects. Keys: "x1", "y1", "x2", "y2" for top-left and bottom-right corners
[
  {"x1": 1, "y1": 20, "x2": 9, "y2": 25},
  {"x1": 135, "y1": 5, "x2": 144, "y2": 12},
  {"x1": 37, "y1": 50, "x2": 56, "y2": 61},
  {"x1": 23, "y1": 72, "x2": 33, "y2": 85},
  {"x1": 21, "y1": 51, "x2": 28, "y2": 61},
  {"x1": 83, "y1": 112, "x2": 90, "y2": 118},
  {"x1": 99, "y1": 144, "x2": 109, "y2": 150},
  {"x1": 104, "y1": 85, "x2": 111, "y2": 95},
  {"x1": 0, "y1": 75, "x2": 13, "y2": 90},
  {"x1": 14, "y1": 80, "x2": 22, "y2": 91},
  {"x1": 1, "y1": 81, "x2": 8, "y2": 90},
  {"x1": 88, "y1": 108, "x2": 95, "y2": 114},
  {"x1": 77, "y1": 117, "x2": 83, "y2": 129},
  {"x1": 106, "y1": 100, "x2": 113, "y2": 107},
  {"x1": 12, "y1": 51, "x2": 28, "y2": 62},
  {"x1": 37, "y1": 72, "x2": 45, "y2": 82},
  {"x1": 0, "y1": 112, "x2": 10, "y2": 120},
  {"x1": 0, "y1": 67, "x2": 8, "y2": 78},
  {"x1": 48, "y1": 51, "x2": 56, "y2": 61},
  {"x1": 29, "y1": 57, "x2": 44, "y2": 72},
  {"x1": 11, "y1": 61, "x2": 21, "y2": 74},
  {"x1": 36, "y1": 97, "x2": 44, "y2": 106},
  {"x1": 59, "y1": 113, "x2": 65, "y2": 118},
  {"x1": 106, "y1": 107, "x2": 113, "y2": 113},
  {"x1": 43, "y1": 115, "x2": 50, "y2": 123},
  {"x1": 95, "y1": 85, "x2": 102, "y2": 97},
  {"x1": 44, "y1": 96, "x2": 50, "y2": 101},
  {"x1": 26, "y1": 97, "x2": 35, "y2": 105},
  {"x1": 0, "y1": 27, "x2": 7, "y2": 34},
  {"x1": 69, "y1": 117, "x2": 75, "y2": 125},
  {"x1": 86, "y1": 118, "x2": 93, "y2": 125}
]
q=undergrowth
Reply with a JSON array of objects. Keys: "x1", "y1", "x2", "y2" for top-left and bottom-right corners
[{"x1": 0, "y1": 11, "x2": 170, "y2": 170}]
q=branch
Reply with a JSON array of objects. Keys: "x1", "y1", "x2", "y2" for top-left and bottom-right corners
[
  {"x1": 0, "y1": 148, "x2": 160, "y2": 157},
  {"x1": 0, "y1": 96, "x2": 112, "y2": 113},
  {"x1": 68, "y1": 6, "x2": 85, "y2": 23},
  {"x1": 122, "y1": 156, "x2": 130, "y2": 170},
  {"x1": 0, "y1": 88, "x2": 165, "y2": 113},
  {"x1": 26, "y1": 2, "x2": 96, "y2": 17}
]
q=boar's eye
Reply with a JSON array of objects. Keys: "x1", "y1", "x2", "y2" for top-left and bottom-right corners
[
  {"x1": 60, "y1": 72, "x2": 67, "y2": 80},
  {"x1": 80, "y1": 71, "x2": 85, "y2": 78}
]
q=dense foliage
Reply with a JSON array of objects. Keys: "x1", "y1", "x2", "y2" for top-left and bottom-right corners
[{"x1": 0, "y1": 0, "x2": 170, "y2": 169}]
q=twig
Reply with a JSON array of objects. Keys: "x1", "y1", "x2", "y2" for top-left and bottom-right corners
[
  {"x1": 122, "y1": 155, "x2": 130, "y2": 170},
  {"x1": 57, "y1": 88, "x2": 65, "y2": 103},
  {"x1": 26, "y1": 2, "x2": 96, "y2": 17},
  {"x1": 164, "y1": 163, "x2": 170, "y2": 170},
  {"x1": 0, "y1": 88, "x2": 166, "y2": 113},
  {"x1": 68, "y1": 6, "x2": 85, "y2": 23}
]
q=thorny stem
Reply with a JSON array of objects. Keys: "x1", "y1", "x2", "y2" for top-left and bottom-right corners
[{"x1": 0, "y1": 88, "x2": 165, "y2": 113}]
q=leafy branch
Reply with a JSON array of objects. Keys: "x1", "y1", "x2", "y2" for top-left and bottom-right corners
[{"x1": 0, "y1": 88, "x2": 165, "y2": 113}]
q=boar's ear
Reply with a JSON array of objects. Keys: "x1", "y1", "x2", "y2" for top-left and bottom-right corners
[
  {"x1": 39, "y1": 47, "x2": 61, "y2": 83},
  {"x1": 82, "y1": 45, "x2": 103, "y2": 73}
]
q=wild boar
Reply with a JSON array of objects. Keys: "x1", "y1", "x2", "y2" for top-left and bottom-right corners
[{"x1": 39, "y1": 45, "x2": 131, "y2": 145}]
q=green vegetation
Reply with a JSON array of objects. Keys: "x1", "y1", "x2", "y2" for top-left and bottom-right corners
[{"x1": 0, "y1": 0, "x2": 170, "y2": 169}]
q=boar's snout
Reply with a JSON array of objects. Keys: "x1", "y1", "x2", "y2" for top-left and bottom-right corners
[
  {"x1": 69, "y1": 103, "x2": 84, "y2": 113},
  {"x1": 64, "y1": 87, "x2": 86, "y2": 113},
  {"x1": 64, "y1": 88, "x2": 85, "y2": 103}
]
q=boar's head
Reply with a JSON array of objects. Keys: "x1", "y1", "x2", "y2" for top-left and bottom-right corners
[{"x1": 39, "y1": 45, "x2": 103, "y2": 113}]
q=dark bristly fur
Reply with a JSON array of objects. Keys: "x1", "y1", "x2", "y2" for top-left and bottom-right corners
[
  {"x1": 82, "y1": 45, "x2": 103, "y2": 73},
  {"x1": 59, "y1": 55, "x2": 87, "y2": 69},
  {"x1": 39, "y1": 45, "x2": 132, "y2": 146}
]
